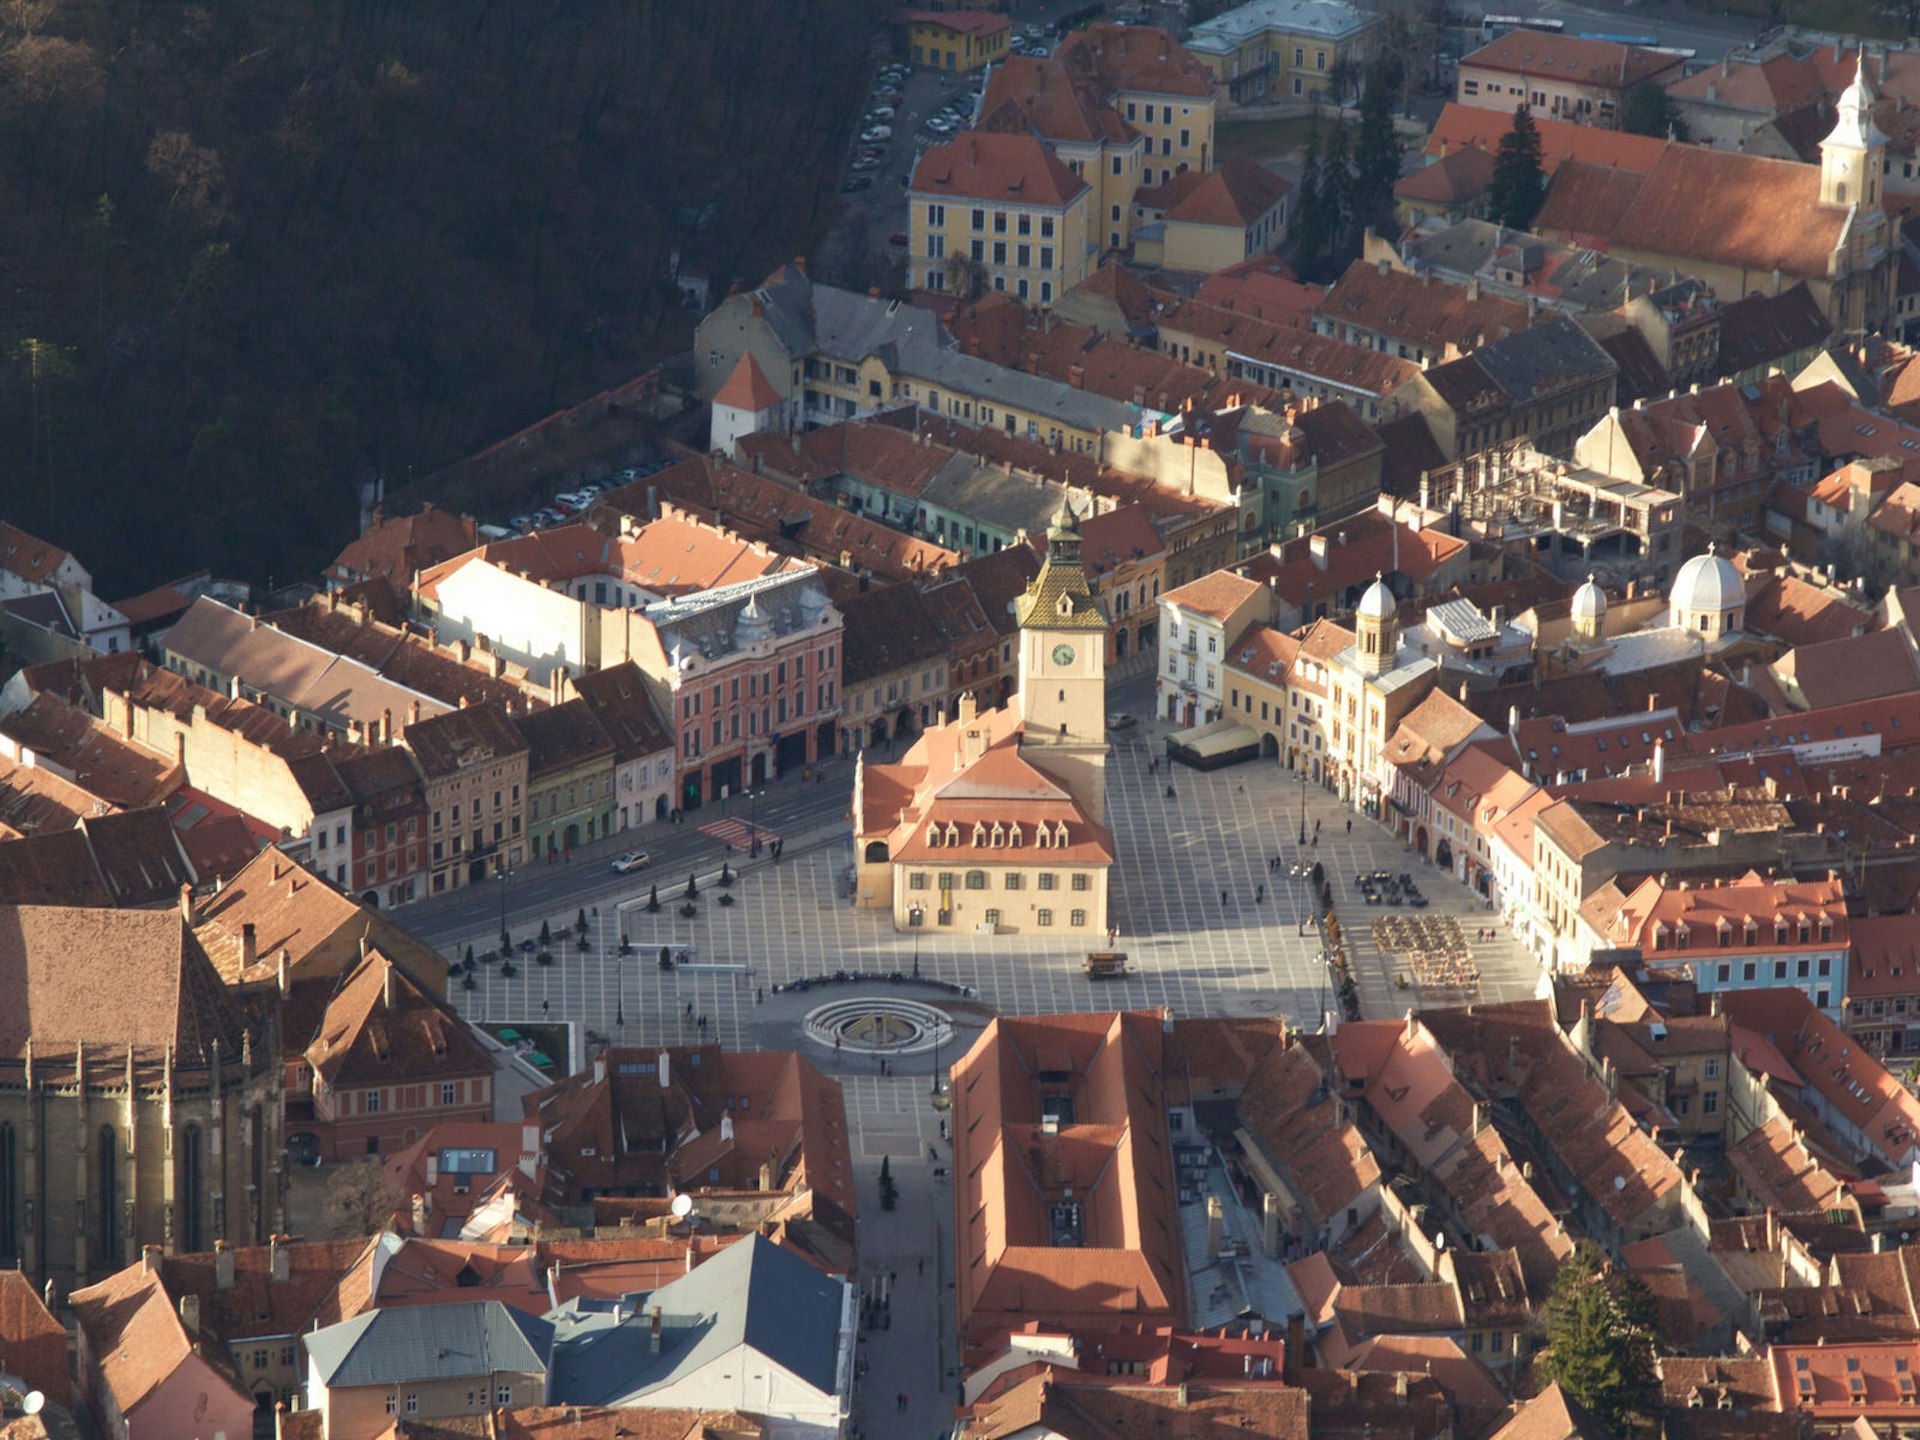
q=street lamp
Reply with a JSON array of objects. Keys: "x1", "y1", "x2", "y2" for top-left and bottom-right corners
[
  {"x1": 748, "y1": 788, "x2": 764, "y2": 857},
  {"x1": 1296, "y1": 768, "x2": 1310, "y2": 848},
  {"x1": 910, "y1": 904, "x2": 925, "y2": 978},
  {"x1": 496, "y1": 867, "x2": 512, "y2": 955}
]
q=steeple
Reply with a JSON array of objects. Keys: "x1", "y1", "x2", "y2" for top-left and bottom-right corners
[
  {"x1": 1821, "y1": 55, "x2": 1888, "y2": 209},
  {"x1": 1013, "y1": 499, "x2": 1106, "y2": 633}
]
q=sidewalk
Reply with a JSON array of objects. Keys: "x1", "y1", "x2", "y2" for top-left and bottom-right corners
[{"x1": 849, "y1": 1083, "x2": 955, "y2": 1440}]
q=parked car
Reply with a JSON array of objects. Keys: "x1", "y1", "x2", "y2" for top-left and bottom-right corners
[
  {"x1": 508, "y1": 514, "x2": 534, "y2": 532},
  {"x1": 611, "y1": 850, "x2": 652, "y2": 874},
  {"x1": 861, "y1": 125, "x2": 892, "y2": 141},
  {"x1": 843, "y1": 175, "x2": 874, "y2": 192},
  {"x1": 869, "y1": 105, "x2": 895, "y2": 119},
  {"x1": 1108, "y1": 712, "x2": 1139, "y2": 732},
  {"x1": 852, "y1": 154, "x2": 882, "y2": 171},
  {"x1": 888, "y1": 231, "x2": 908, "y2": 247},
  {"x1": 617, "y1": 467, "x2": 641, "y2": 481},
  {"x1": 532, "y1": 508, "x2": 565, "y2": 527}
]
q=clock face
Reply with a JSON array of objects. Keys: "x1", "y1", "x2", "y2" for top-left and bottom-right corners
[{"x1": 1051, "y1": 643, "x2": 1076, "y2": 666}]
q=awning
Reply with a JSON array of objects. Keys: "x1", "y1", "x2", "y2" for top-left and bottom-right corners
[{"x1": 1167, "y1": 720, "x2": 1262, "y2": 771}]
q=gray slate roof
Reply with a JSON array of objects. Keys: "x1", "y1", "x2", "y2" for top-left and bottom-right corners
[
  {"x1": 549, "y1": 1233, "x2": 846, "y2": 1407},
  {"x1": 306, "y1": 1299, "x2": 555, "y2": 1388}
]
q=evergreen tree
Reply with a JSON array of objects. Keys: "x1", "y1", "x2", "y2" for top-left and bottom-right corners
[
  {"x1": 1539, "y1": 1243, "x2": 1662, "y2": 1434},
  {"x1": 1291, "y1": 127, "x2": 1327, "y2": 279},
  {"x1": 1620, "y1": 81, "x2": 1687, "y2": 139},
  {"x1": 1320, "y1": 122, "x2": 1355, "y2": 268},
  {"x1": 1488, "y1": 104, "x2": 1547, "y2": 230},
  {"x1": 1350, "y1": 62, "x2": 1404, "y2": 239}
]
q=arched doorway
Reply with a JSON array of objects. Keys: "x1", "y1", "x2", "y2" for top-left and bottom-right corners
[
  {"x1": 563, "y1": 823, "x2": 581, "y2": 851},
  {"x1": 750, "y1": 752, "x2": 768, "y2": 785},
  {"x1": 1260, "y1": 733, "x2": 1278, "y2": 759},
  {"x1": 1115, "y1": 628, "x2": 1129, "y2": 659},
  {"x1": 360, "y1": 890, "x2": 380, "y2": 909},
  {"x1": 655, "y1": 795, "x2": 669, "y2": 821},
  {"x1": 864, "y1": 841, "x2": 890, "y2": 863},
  {"x1": 1415, "y1": 826, "x2": 1429, "y2": 857},
  {"x1": 1435, "y1": 838, "x2": 1454, "y2": 871}
]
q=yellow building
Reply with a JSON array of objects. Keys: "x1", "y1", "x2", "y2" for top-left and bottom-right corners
[
  {"x1": 976, "y1": 25, "x2": 1216, "y2": 254},
  {"x1": 903, "y1": 9, "x2": 1010, "y2": 72},
  {"x1": 910, "y1": 131, "x2": 1093, "y2": 306},
  {"x1": 1322, "y1": 577, "x2": 1439, "y2": 815},
  {"x1": 1131, "y1": 156, "x2": 1291, "y2": 274},
  {"x1": 1185, "y1": 0, "x2": 1377, "y2": 109},
  {"x1": 853, "y1": 503, "x2": 1113, "y2": 937}
]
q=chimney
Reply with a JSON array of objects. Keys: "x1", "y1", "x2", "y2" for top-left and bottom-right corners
[
  {"x1": 593, "y1": 1053, "x2": 606, "y2": 1086},
  {"x1": 751, "y1": 296, "x2": 764, "y2": 318},
  {"x1": 1653, "y1": 738, "x2": 1666, "y2": 783},
  {"x1": 382, "y1": 961, "x2": 395, "y2": 1010},
  {"x1": 241, "y1": 923, "x2": 257, "y2": 973},
  {"x1": 277, "y1": 949, "x2": 291, "y2": 997},
  {"x1": 1177, "y1": 1383, "x2": 1190, "y2": 1408},
  {"x1": 214, "y1": 1240, "x2": 235, "y2": 1290},
  {"x1": 270, "y1": 1234, "x2": 289, "y2": 1283},
  {"x1": 142, "y1": 1244, "x2": 163, "y2": 1276},
  {"x1": 178, "y1": 1293, "x2": 201, "y2": 1336},
  {"x1": 650, "y1": 1304, "x2": 664, "y2": 1354},
  {"x1": 1206, "y1": 1195, "x2": 1225, "y2": 1260},
  {"x1": 178, "y1": 882, "x2": 194, "y2": 925},
  {"x1": 658, "y1": 1051, "x2": 671, "y2": 1089}
]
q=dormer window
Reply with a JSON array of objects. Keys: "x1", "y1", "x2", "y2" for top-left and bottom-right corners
[
  {"x1": 1799, "y1": 917, "x2": 1812, "y2": 944},
  {"x1": 1819, "y1": 915, "x2": 1834, "y2": 943},
  {"x1": 1009, "y1": 823, "x2": 1024, "y2": 847},
  {"x1": 1057, "y1": 594, "x2": 1073, "y2": 616},
  {"x1": 944, "y1": 822, "x2": 960, "y2": 847},
  {"x1": 1652, "y1": 922, "x2": 1669, "y2": 952},
  {"x1": 928, "y1": 827, "x2": 942, "y2": 849},
  {"x1": 990, "y1": 823, "x2": 1006, "y2": 847},
  {"x1": 972, "y1": 822, "x2": 988, "y2": 847},
  {"x1": 1037, "y1": 826, "x2": 1052, "y2": 850},
  {"x1": 1053, "y1": 820, "x2": 1070, "y2": 846},
  {"x1": 1776, "y1": 918, "x2": 1790, "y2": 944},
  {"x1": 1676, "y1": 924, "x2": 1691, "y2": 948},
  {"x1": 1716, "y1": 920, "x2": 1732, "y2": 949},
  {"x1": 1743, "y1": 919, "x2": 1758, "y2": 946}
]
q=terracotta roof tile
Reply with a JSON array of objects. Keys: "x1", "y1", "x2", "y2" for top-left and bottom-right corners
[
  {"x1": 1462, "y1": 30, "x2": 1684, "y2": 88},
  {"x1": 0, "y1": 521, "x2": 73, "y2": 586},
  {"x1": 329, "y1": 506, "x2": 478, "y2": 588},
  {"x1": 713, "y1": 352, "x2": 784, "y2": 412},
  {"x1": 306, "y1": 950, "x2": 492, "y2": 1087},
  {"x1": 1426, "y1": 102, "x2": 1667, "y2": 175},
  {"x1": 1163, "y1": 157, "x2": 1291, "y2": 229},
  {"x1": 912, "y1": 131, "x2": 1089, "y2": 208},
  {"x1": 1321, "y1": 260, "x2": 1531, "y2": 354}
]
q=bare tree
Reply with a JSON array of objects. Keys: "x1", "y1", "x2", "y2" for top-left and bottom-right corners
[
  {"x1": 320, "y1": 1159, "x2": 401, "y2": 1240},
  {"x1": 1821, "y1": 521, "x2": 1905, "y2": 600}
]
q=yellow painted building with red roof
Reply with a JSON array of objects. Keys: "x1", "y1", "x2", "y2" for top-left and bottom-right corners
[{"x1": 854, "y1": 502, "x2": 1113, "y2": 935}]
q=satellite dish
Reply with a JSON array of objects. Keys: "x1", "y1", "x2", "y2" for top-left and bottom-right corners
[
  {"x1": 671, "y1": 1193, "x2": 694, "y2": 1219},
  {"x1": 21, "y1": 1393, "x2": 44, "y2": 1417}
]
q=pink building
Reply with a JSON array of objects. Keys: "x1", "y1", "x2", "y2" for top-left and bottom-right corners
[
  {"x1": 72, "y1": 1251, "x2": 255, "y2": 1440},
  {"x1": 628, "y1": 566, "x2": 844, "y2": 809}
]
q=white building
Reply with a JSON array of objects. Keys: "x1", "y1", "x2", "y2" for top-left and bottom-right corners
[
  {"x1": 0, "y1": 520, "x2": 131, "y2": 655},
  {"x1": 548, "y1": 1234, "x2": 856, "y2": 1439},
  {"x1": 1156, "y1": 571, "x2": 1272, "y2": 728}
]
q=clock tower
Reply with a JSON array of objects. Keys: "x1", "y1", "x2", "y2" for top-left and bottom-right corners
[{"x1": 1015, "y1": 500, "x2": 1110, "y2": 820}]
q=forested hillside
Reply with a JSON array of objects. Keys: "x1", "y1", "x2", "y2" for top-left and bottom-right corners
[{"x1": 0, "y1": 0, "x2": 882, "y2": 592}]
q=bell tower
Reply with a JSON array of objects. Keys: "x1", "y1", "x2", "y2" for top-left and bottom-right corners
[
  {"x1": 1821, "y1": 57, "x2": 1887, "y2": 210},
  {"x1": 1015, "y1": 500, "x2": 1110, "y2": 819}
]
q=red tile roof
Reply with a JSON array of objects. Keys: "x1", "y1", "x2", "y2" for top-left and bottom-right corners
[
  {"x1": 1394, "y1": 146, "x2": 1497, "y2": 205},
  {"x1": 1163, "y1": 157, "x2": 1291, "y2": 229},
  {"x1": 899, "y1": 7, "x2": 1010, "y2": 35},
  {"x1": 953, "y1": 1012, "x2": 1187, "y2": 1343},
  {"x1": 0, "y1": 521, "x2": 74, "y2": 585},
  {"x1": 912, "y1": 131, "x2": 1089, "y2": 208},
  {"x1": 1461, "y1": 30, "x2": 1685, "y2": 88},
  {"x1": 1542, "y1": 147, "x2": 1847, "y2": 282},
  {"x1": 1057, "y1": 23, "x2": 1216, "y2": 100},
  {"x1": 713, "y1": 352, "x2": 783, "y2": 412},
  {"x1": 1426, "y1": 102, "x2": 1669, "y2": 176},
  {"x1": 1320, "y1": 259, "x2": 1532, "y2": 355}
]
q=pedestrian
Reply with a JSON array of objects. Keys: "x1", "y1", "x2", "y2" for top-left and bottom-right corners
[
  {"x1": 757, "y1": 986, "x2": 765, "y2": 1003},
  {"x1": 699, "y1": 1013, "x2": 707, "y2": 1032},
  {"x1": 928, "y1": 1143, "x2": 938, "y2": 1161},
  {"x1": 834, "y1": 1036, "x2": 842, "y2": 1052},
  {"x1": 1237, "y1": 782, "x2": 1246, "y2": 794},
  {"x1": 1220, "y1": 888, "x2": 1229, "y2": 906},
  {"x1": 1257, "y1": 882, "x2": 1265, "y2": 903},
  {"x1": 1346, "y1": 817, "x2": 1353, "y2": 834},
  {"x1": 940, "y1": 1118, "x2": 948, "y2": 1138},
  {"x1": 542, "y1": 999, "x2": 550, "y2": 1016},
  {"x1": 686, "y1": 1001, "x2": 694, "y2": 1019}
]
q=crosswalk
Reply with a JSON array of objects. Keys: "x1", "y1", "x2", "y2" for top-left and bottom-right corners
[{"x1": 697, "y1": 817, "x2": 778, "y2": 849}]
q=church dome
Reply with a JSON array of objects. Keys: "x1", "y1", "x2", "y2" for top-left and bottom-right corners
[
  {"x1": 1356, "y1": 574, "x2": 1395, "y2": 621},
  {"x1": 1670, "y1": 547, "x2": 1742, "y2": 617},
  {"x1": 1571, "y1": 574, "x2": 1607, "y2": 625}
]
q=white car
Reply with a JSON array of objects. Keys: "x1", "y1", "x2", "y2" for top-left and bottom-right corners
[
  {"x1": 869, "y1": 105, "x2": 895, "y2": 120},
  {"x1": 861, "y1": 126, "x2": 892, "y2": 142},
  {"x1": 611, "y1": 850, "x2": 652, "y2": 874}
]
